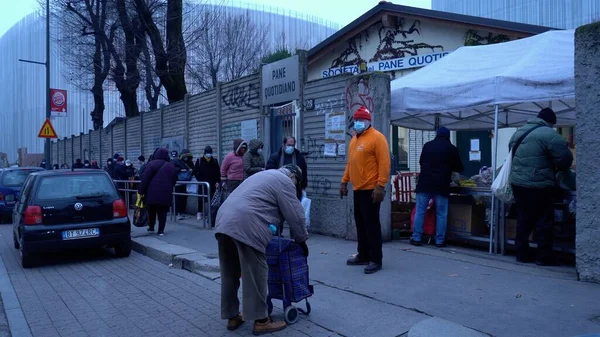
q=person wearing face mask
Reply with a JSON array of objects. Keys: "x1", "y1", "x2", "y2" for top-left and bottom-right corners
[
  {"x1": 83, "y1": 160, "x2": 91, "y2": 168},
  {"x1": 243, "y1": 139, "x2": 265, "y2": 180},
  {"x1": 214, "y1": 164, "x2": 308, "y2": 335},
  {"x1": 340, "y1": 106, "x2": 391, "y2": 275},
  {"x1": 90, "y1": 161, "x2": 100, "y2": 169},
  {"x1": 194, "y1": 146, "x2": 221, "y2": 222},
  {"x1": 104, "y1": 158, "x2": 115, "y2": 178},
  {"x1": 266, "y1": 136, "x2": 308, "y2": 190}
]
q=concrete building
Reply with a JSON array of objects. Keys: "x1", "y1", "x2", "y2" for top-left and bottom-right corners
[
  {"x1": 432, "y1": 0, "x2": 600, "y2": 29},
  {"x1": 0, "y1": 1, "x2": 339, "y2": 163},
  {"x1": 307, "y1": 2, "x2": 552, "y2": 176}
]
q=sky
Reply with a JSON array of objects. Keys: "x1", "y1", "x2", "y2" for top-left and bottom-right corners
[{"x1": 0, "y1": 0, "x2": 431, "y2": 38}]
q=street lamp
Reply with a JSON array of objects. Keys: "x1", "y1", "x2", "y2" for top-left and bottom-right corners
[{"x1": 18, "y1": 0, "x2": 50, "y2": 169}]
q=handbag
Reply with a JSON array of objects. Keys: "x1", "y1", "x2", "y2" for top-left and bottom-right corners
[
  {"x1": 492, "y1": 125, "x2": 544, "y2": 203},
  {"x1": 133, "y1": 193, "x2": 149, "y2": 227}
]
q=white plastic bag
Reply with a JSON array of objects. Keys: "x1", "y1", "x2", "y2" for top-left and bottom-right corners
[
  {"x1": 301, "y1": 191, "x2": 311, "y2": 230},
  {"x1": 491, "y1": 151, "x2": 514, "y2": 204},
  {"x1": 186, "y1": 178, "x2": 198, "y2": 194}
]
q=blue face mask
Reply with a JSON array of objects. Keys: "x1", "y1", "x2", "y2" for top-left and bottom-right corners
[
  {"x1": 205, "y1": 153, "x2": 212, "y2": 158},
  {"x1": 285, "y1": 146, "x2": 294, "y2": 155},
  {"x1": 354, "y1": 121, "x2": 366, "y2": 133}
]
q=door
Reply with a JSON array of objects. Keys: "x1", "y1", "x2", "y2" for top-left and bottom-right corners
[
  {"x1": 455, "y1": 131, "x2": 492, "y2": 177},
  {"x1": 270, "y1": 102, "x2": 296, "y2": 158}
]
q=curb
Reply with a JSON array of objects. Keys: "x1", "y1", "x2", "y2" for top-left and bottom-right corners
[
  {"x1": 131, "y1": 236, "x2": 221, "y2": 280},
  {"x1": 0, "y1": 257, "x2": 32, "y2": 337}
]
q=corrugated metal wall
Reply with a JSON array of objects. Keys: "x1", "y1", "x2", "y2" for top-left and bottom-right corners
[
  {"x1": 112, "y1": 124, "x2": 125, "y2": 157},
  {"x1": 101, "y1": 129, "x2": 112, "y2": 163},
  {"x1": 188, "y1": 90, "x2": 219, "y2": 158},
  {"x1": 127, "y1": 117, "x2": 142, "y2": 161},
  {"x1": 219, "y1": 74, "x2": 262, "y2": 162},
  {"x1": 90, "y1": 130, "x2": 100, "y2": 163},
  {"x1": 302, "y1": 75, "x2": 350, "y2": 237},
  {"x1": 163, "y1": 101, "x2": 186, "y2": 139},
  {"x1": 142, "y1": 112, "x2": 161, "y2": 157}
]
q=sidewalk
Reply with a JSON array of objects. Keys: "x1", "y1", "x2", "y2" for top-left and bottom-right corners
[{"x1": 129, "y1": 212, "x2": 600, "y2": 337}]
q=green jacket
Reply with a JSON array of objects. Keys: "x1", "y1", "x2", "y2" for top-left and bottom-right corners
[{"x1": 509, "y1": 118, "x2": 573, "y2": 189}]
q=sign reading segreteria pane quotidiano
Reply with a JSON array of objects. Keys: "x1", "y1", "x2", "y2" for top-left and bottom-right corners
[{"x1": 261, "y1": 55, "x2": 300, "y2": 106}]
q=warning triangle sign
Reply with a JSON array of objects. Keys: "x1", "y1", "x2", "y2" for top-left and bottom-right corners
[{"x1": 38, "y1": 119, "x2": 58, "y2": 139}]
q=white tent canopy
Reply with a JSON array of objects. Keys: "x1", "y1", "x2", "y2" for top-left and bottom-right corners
[{"x1": 390, "y1": 29, "x2": 575, "y2": 130}]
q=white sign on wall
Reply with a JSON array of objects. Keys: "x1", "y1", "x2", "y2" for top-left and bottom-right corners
[
  {"x1": 241, "y1": 119, "x2": 257, "y2": 141},
  {"x1": 321, "y1": 52, "x2": 450, "y2": 78},
  {"x1": 261, "y1": 55, "x2": 300, "y2": 105}
]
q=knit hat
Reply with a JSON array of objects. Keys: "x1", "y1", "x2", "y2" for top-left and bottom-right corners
[
  {"x1": 353, "y1": 106, "x2": 372, "y2": 121},
  {"x1": 113, "y1": 153, "x2": 120, "y2": 160},
  {"x1": 125, "y1": 159, "x2": 132, "y2": 166},
  {"x1": 537, "y1": 108, "x2": 556, "y2": 125},
  {"x1": 117, "y1": 156, "x2": 124, "y2": 163},
  {"x1": 436, "y1": 127, "x2": 450, "y2": 139},
  {"x1": 204, "y1": 146, "x2": 213, "y2": 154},
  {"x1": 138, "y1": 155, "x2": 145, "y2": 162}
]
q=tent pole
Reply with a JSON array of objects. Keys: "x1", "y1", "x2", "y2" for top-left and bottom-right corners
[{"x1": 490, "y1": 104, "x2": 499, "y2": 254}]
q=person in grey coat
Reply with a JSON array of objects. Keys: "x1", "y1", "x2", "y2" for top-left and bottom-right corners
[
  {"x1": 509, "y1": 108, "x2": 573, "y2": 265},
  {"x1": 243, "y1": 139, "x2": 265, "y2": 179},
  {"x1": 214, "y1": 164, "x2": 308, "y2": 335}
]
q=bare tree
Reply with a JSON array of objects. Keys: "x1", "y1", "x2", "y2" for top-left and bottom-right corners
[
  {"x1": 132, "y1": 0, "x2": 188, "y2": 103},
  {"x1": 46, "y1": 0, "x2": 116, "y2": 129},
  {"x1": 187, "y1": 8, "x2": 269, "y2": 91}
]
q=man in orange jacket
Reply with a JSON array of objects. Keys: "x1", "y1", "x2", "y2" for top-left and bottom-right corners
[{"x1": 340, "y1": 106, "x2": 391, "y2": 274}]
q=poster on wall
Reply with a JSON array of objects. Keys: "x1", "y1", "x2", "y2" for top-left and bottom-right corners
[
  {"x1": 325, "y1": 112, "x2": 345, "y2": 142},
  {"x1": 161, "y1": 136, "x2": 185, "y2": 156},
  {"x1": 241, "y1": 119, "x2": 257, "y2": 141},
  {"x1": 323, "y1": 142, "x2": 337, "y2": 157}
]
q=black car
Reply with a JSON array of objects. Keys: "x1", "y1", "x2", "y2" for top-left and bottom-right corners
[
  {"x1": 12, "y1": 169, "x2": 132, "y2": 268},
  {"x1": 0, "y1": 167, "x2": 44, "y2": 223}
]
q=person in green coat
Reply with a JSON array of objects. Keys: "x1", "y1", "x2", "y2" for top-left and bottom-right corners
[{"x1": 509, "y1": 108, "x2": 573, "y2": 266}]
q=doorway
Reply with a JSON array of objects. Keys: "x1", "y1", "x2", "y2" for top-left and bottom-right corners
[{"x1": 455, "y1": 130, "x2": 492, "y2": 177}]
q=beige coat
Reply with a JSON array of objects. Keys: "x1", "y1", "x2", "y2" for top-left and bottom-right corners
[{"x1": 215, "y1": 169, "x2": 308, "y2": 253}]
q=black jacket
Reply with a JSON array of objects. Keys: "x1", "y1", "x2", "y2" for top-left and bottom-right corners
[
  {"x1": 194, "y1": 157, "x2": 221, "y2": 188},
  {"x1": 415, "y1": 136, "x2": 464, "y2": 197},
  {"x1": 266, "y1": 148, "x2": 308, "y2": 189}
]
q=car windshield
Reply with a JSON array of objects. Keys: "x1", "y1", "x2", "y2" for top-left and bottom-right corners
[
  {"x1": 36, "y1": 174, "x2": 118, "y2": 201},
  {"x1": 1, "y1": 170, "x2": 39, "y2": 187}
]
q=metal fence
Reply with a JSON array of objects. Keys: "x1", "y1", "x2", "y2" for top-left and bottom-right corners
[{"x1": 113, "y1": 180, "x2": 212, "y2": 228}]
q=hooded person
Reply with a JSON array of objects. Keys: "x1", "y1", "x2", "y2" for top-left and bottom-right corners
[
  {"x1": 52, "y1": 164, "x2": 59, "y2": 170},
  {"x1": 40, "y1": 160, "x2": 47, "y2": 169},
  {"x1": 411, "y1": 126, "x2": 463, "y2": 248},
  {"x1": 138, "y1": 148, "x2": 178, "y2": 236},
  {"x1": 266, "y1": 136, "x2": 308, "y2": 190},
  {"x1": 508, "y1": 108, "x2": 573, "y2": 265},
  {"x1": 172, "y1": 149, "x2": 194, "y2": 219},
  {"x1": 83, "y1": 160, "x2": 91, "y2": 168},
  {"x1": 112, "y1": 157, "x2": 129, "y2": 200},
  {"x1": 90, "y1": 161, "x2": 99, "y2": 169},
  {"x1": 220, "y1": 138, "x2": 247, "y2": 194},
  {"x1": 193, "y1": 146, "x2": 221, "y2": 222},
  {"x1": 214, "y1": 164, "x2": 308, "y2": 335},
  {"x1": 243, "y1": 139, "x2": 265, "y2": 179}
]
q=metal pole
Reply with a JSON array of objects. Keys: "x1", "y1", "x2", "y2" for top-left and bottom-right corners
[
  {"x1": 44, "y1": 0, "x2": 51, "y2": 169},
  {"x1": 489, "y1": 104, "x2": 499, "y2": 254}
]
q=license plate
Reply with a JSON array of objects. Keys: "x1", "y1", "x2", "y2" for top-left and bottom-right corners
[{"x1": 62, "y1": 228, "x2": 99, "y2": 240}]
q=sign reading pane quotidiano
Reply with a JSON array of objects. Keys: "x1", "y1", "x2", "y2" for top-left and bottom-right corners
[{"x1": 261, "y1": 55, "x2": 300, "y2": 106}]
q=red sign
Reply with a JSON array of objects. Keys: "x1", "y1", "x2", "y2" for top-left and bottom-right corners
[{"x1": 50, "y1": 89, "x2": 67, "y2": 116}]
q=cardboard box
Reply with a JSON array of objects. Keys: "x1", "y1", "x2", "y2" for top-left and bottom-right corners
[
  {"x1": 392, "y1": 212, "x2": 411, "y2": 231},
  {"x1": 505, "y1": 218, "x2": 534, "y2": 241},
  {"x1": 447, "y1": 195, "x2": 487, "y2": 237}
]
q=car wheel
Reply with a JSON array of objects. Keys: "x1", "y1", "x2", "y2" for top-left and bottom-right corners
[
  {"x1": 13, "y1": 232, "x2": 19, "y2": 249},
  {"x1": 19, "y1": 237, "x2": 34, "y2": 268},
  {"x1": 114, "y1": 240, "x2": 132, "y2": 258}
]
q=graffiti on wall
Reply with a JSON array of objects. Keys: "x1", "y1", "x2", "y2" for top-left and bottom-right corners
[
  {"x1": 330, "y1": 19, "x2": 445, "y2": 68},
  {"x1": 303, "y1": 136, "x2": 346, "y2": 163},
  {"x1": 222, "y1": 83, "x2": 260, "y2": 109},
  {"x1": 309, "y1": 173, "x2": 333, "y2": 196},
  {"x1": 315, "y1": 94, "x2": 345, "y2": 116},
  {"x1": 464, "y1": 30, "x2": 511, "y2": 46},
  {"x1": 161, "y1": 136, "x2": 185, "y2": 155},
  {"x1": 371, "y1": 20, "x2": 444, "y2": 62}
]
